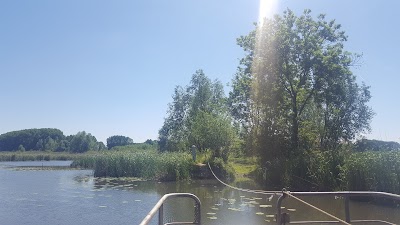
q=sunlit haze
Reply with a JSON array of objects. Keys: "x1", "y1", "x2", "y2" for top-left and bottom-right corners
[{"x1": 258, "y1": 0, "x2": 279, "y2": 23}]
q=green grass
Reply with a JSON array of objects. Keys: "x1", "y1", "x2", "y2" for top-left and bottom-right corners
[{"x1": 229, "y1": 156, "x2": 258, "y2": 178}]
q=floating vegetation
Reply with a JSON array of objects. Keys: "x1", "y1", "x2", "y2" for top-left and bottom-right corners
[
  {"x1": 228, "y1": 208, "x2": 242, "y2": 211},
  {"x1": 248, "y1": 200, "x2": 259, "y2": 205}
]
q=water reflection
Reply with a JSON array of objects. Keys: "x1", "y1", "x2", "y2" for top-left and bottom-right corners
[{"x1": 1, "y1": 161, "x2": 399, "y2": 225}]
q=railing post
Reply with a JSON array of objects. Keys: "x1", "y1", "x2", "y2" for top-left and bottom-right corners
[
  {"x1": 140, "y1": 193, "x2": 201, "y2": 225},
  {"x1": 158, "y1": 203, "x2": 164, "y2": 225},
  {"x1": 276, "y1": 193, "x2": 286, "y2": 225},
  {"x1": 344, "y1": 196, "x2": 350, "y2": 223}
]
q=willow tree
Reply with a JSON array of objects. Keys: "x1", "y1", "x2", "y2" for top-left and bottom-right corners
[
  {"x1": 232, "y1": 9, "x2": 373, "y2": 187},
  {"x1": 159, "y1": 70, "x2": 236, "y2": 156}
]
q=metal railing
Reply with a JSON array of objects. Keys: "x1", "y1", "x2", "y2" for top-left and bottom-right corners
[
  {"x1": 140, "y1": 193, "x2": 201, "y2": 225},
  {"x1": 276, "y1": 191, "x2": 400, "y2": 225}
]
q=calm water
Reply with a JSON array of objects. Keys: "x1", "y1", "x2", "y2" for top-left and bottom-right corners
[{"x1": 0, "y1": 161, "x2": 399, "y2": 225}]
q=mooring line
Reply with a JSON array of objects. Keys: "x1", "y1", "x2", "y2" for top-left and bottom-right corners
[
  {"x1": 207, "y1": 162, "x2": 351, "y2": 225},
  {"x1": 284, "y1": 191, "x2": 351, "y2": 225},
  {"x1": 207, "y1": 162, "x2": 280, "y2": 195}
]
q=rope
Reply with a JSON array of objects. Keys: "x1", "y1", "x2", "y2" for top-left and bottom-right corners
[
  {"x1": 207, "y1": 162, "x2": 280, "y2": 195},
  {"x1": 207, "y1": 162, "x2": 352, "y2": 225},
  {"x1": 284, "y1": 191, "x2": 351, "y2": 225}
]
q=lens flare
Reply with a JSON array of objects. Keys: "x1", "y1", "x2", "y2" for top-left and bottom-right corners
[{"x1": 258, "y1": 0, "x2": 278, "y2": 24}]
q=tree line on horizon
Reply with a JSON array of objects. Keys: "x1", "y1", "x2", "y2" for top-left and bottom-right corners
[{"x1": 0, "y1": 128, "x2": 155, "y2": 152}]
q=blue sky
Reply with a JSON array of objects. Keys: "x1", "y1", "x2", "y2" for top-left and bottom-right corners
[{"x1": 1, "y1": 0, "x2": 399, "y2": 143}]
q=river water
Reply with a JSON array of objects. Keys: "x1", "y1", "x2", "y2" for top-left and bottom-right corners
[{"x1": 0, "y1": 161, "x2": 399, "y2": 225}]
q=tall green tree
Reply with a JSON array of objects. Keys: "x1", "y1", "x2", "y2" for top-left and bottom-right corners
[
  {"x1": 106, "y1": 135, "x2": 133, "y2": 149},
  {"x1": 236, "y1": 9, "x2": 373, "y2": 187},
  {"x1": 69, "y1": 131, "x2": 99, "y2": 153}
]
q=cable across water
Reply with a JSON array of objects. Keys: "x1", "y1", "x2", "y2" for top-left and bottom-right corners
[{"x1": 207, "y1": 162, "x2": 352, "y2": 225}]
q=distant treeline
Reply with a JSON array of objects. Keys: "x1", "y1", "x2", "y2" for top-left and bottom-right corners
[
  {"x1": 0, "y1": 128, "x2": 156, "y2": 152},
  {"x1": 354, "y1": 139, "x2": 400, "y2": 152}
]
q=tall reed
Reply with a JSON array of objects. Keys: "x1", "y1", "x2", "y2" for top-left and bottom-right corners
[
  {"x1": 72, "y1": 150, "x2": 193, "y2": 181},
  {"x1": 0, "y1": 151, "x2": 80, "y2": 161},
  {"x1": 341, "y1": 151, "x2": 400, "y2": 194}
]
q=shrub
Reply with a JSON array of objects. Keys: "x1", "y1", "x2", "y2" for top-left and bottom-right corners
[{"x1": 209, "y1": 157, "x2": 235, "y2": 182}]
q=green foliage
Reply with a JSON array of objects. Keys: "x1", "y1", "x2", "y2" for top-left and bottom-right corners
[
  {"x1": 188, "y1": 111, "x2": 236, "y2": 160},
  {"x1": 341, "y1": 151, "x2": 400, "y2": 194},
  {"x1": 106, "y1": 135, "x2": 134, "y2": 149},
  {"x1": 209, "y1": 157, "x2": 235, "y2": 182},
  {"x1": 69, "y1": 131, "x2": 101, "y2": 153},
  {"x1": 233, "y1": 9, "x2": 373, "y2": 189},
  {"x1": 0, "y1": 128, "x2": 107, "y2": 153},
  {"x1": 72, "y1": 150, "x2": 193, "y2": 181},
  {"x1": 305, "y1": 148, "x2": 347, "y2": 191},
  {"x1": 17, "y1": 144, "x2": 25, "y2": 152},
  {"x1": 110, "y1": 143, "x2": 157, "y2": 152},
  {"x1": 0, "y1": 128, "x2": 65, "y2": 151},
  {"x1": 354, "y1": 139, "x2": 400, "y2": 152},
  {"x1": 159, "y1": 70, "x2": 238, "y2": 156}
]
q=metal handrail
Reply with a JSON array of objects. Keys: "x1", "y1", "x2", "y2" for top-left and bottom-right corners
[
  {"x1": 276, "y1": 191, "x2": 400, "y2": 225},
  {"x1": 140, "y1": 193, "x2": 201, "y2": 225}
]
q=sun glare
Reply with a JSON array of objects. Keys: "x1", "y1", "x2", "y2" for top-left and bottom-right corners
[{"x1": 258, "y1": 0, "x2": 278, "y2": 24}]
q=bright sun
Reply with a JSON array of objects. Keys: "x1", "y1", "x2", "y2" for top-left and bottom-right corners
[{"x1": 258, "y1": 0, "x2": 278, "y2": 24}]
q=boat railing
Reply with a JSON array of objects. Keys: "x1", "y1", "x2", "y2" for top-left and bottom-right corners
[
  {"x1": 277, "y1": 191, "x2": 400, "y2": 225},
  {"x1": 139, "y1": 193, "x2": 201, "y2": 225}
]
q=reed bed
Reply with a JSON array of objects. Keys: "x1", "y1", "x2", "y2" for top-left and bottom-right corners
[
  {"x1": 0, "y1": 151, "x2": 81, "y2": 161},
  {"x1": 341, "y1": 151, "x2": 400, "y2": 194},
  {"x1": 71, "y1": 150, "x2": 193, "y2": 181}
]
